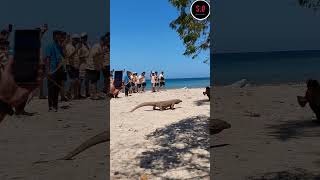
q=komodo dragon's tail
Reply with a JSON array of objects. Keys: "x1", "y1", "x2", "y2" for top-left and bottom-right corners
[
  {"x1": 130, "y1": 102, "x2": 155, "y2": 112},
  {"x1": 60, "y1": 131, "x2": 109, "y2": 160}
]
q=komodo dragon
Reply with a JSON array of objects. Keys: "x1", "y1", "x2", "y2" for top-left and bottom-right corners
[
  {"x1": 130, "y1": 99, "x2": 182, "y2": 112},
  {"x1": 61, "y1": 131, "x2": 109, "y2": 160}
]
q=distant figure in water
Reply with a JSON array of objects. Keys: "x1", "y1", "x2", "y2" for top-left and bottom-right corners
[{"x1": 297, "y1": 79, "x2": 320, "y2": 120}]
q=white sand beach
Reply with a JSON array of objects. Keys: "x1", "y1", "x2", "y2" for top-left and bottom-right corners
[
  {"x1": 212, "y1": 84, "x2": 320, "y2": 179},
  {"x1": 0, "y1": 99, "x2": 107, "y2": 180},
  {"x1": 111, "y1": 88, "x2": 210, "y2": 179}
]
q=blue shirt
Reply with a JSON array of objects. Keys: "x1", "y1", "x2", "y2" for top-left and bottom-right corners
[
  {"x1": 45, "y1": 42, "x2": 63, "y2": 73},
  {"x1": 124, "y1": 74, "x2": 130, "y2": 84}
]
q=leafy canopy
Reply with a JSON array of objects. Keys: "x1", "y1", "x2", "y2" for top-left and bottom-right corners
[
  {"x1": 298, "y1": 0, "x2": 320, "y2": 9},
  {"x1": 168, "y1": 0, "x2": 210, "y2": 63},
  {"x1": 168, "y1": 0, "x2": 315, "y2": 63}
]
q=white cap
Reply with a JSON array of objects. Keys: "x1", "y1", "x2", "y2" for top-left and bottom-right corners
[
  {"x1": 80, "y1": 32, "x2": 88, "y2": 37},
  {"x1": 71, "y1": 34, "x2": 80, "y2": 39}
]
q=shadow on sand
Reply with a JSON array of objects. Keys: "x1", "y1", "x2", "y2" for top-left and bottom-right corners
[
  {"x1": 247, "y1": 168, "x2": 320, "y2": 180},
  {"x1": 194, "y1": 99, "x2": 210, "y2": 106},
  {"x1": 136, "y1": 116, "x2": 209, "y2": 178},
  {"x1": 265, "y1": 119, "x2": 320, "y2": 141}
]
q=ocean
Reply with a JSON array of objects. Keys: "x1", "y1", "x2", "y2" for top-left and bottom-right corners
[
  {"x1": 146, "y1": 77, "x2": 210, "y2": 90},
  {"x1": 41, "y1": 76, "x2": 209, "y2": 96},
  {"x1": 213, "y1": 50, "x2": 320, "y2": 85}
]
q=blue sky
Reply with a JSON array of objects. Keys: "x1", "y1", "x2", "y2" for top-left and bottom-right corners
[{"x1": 110, "y1": 1, "x2": 210, "y2": 79}]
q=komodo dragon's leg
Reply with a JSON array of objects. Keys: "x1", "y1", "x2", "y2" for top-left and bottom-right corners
[
  {"x1": 153, "y1": 106, "x2": 156, "y2": 110},
  {"x1": 160, "y1": 106, "x2": 164, "y2": 111},
  {"x1": 170, "y1": 104, "x2": 175, "y2": 110}
]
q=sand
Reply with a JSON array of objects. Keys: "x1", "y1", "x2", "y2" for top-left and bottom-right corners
[
  {"x1": 0, "y1": 99, "x2": 107, "y2": 180},
  {"x1": 212, "y1": 84, "x2": 320, "y2": 179},
  {"x1": 111, "y1": 88, "x2": 210, "y2": 179}
]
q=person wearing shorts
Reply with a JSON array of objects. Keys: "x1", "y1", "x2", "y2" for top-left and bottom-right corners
[
  {"x1": 150, "y1": 71, "x2": 156, "y2": 92},
  {"x1": 139, "y1": 72, "x2": 146, "y2": 92},
  {"x1": 79, "y1": 32, "x2": 91, "y2": 98},
  {"x1": 155, "y1": 71, "x2": 159, "y2": 91},
  {"x1": 137, "y1": 77, "x2": 142, "y2": 93},
  {"x1": 86, "y1": 36, "x2": 105, "y2": 100},
  {"x1": 159, "y1": 71, "x2": 165, "y2": 90},
  {"x1": 65, "y1": 34, "x2": 81, "y2": 99},
  {"x1": 133, "y1": 73, "x2": 139, "y2": 93}
]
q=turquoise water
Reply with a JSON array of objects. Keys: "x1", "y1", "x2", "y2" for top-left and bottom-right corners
[
  {"x1": 213, "y1": 50, "x2": 320, "y2": 85},
  {"x1": 42, "y1": 76, "x2": 209, "y2": 95},
  {"x1": 144, "y1": 77, "x2": 210, "y2": 90}
]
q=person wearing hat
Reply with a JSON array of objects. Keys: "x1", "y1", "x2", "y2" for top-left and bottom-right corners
[
  {"x1": 78, "y1": 32, "x2": 90, "y2": 98},
  {"x1": 86, "y1": 36, "x2": 105, "y2": 100},
  {"x1": 65, "y1": 34, "x2": 81, "y2": 99}
]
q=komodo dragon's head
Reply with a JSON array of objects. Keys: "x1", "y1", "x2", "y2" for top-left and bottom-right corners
[{"x1": 173, "y1": 99, "x2": 182, "y2": 104}]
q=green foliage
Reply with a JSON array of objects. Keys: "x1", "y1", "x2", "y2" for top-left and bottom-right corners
[
  {"x1": 169, "y1": 0, "x2": 210, "y2": 63},
  {"x1": 298, "y1": 0, "x2": 320, "y2": 9}
]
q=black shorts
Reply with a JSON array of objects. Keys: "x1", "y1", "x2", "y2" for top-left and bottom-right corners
[
  {"x1": 67, "y1": 65, "x2": 79, "y2": 79},
  {"x1": 160, "y1": 82, "x2": 165, "y2": 86},
  {"x1": 142, "y1": 82, "x2": 146, "y2": 87},
  {"x1": 86, "y1": 69, "x2": 100, "y2": 82},
  {"x1": 137, "y1": 84, "x2": 141, "y2": 88}
]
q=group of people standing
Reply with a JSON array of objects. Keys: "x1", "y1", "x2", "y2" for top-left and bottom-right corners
[
  {"x1": 45, "y1": 30, "x2": 109, "y2": 112},
  {"x1": 120, "y1": 71, "x2": 165, "y2": 97},
  {"x1": 0, "y1": 24, "x2": 110, "y2": 114}
]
